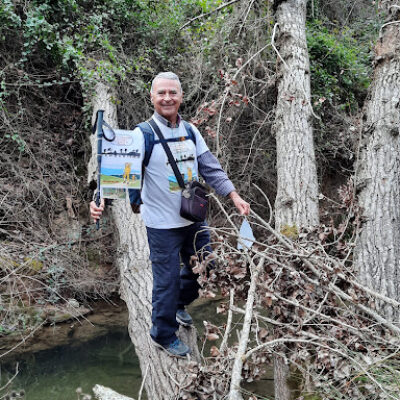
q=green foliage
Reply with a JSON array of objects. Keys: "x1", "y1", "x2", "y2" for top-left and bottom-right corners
[
  {"x1": 0, "y1": 0, "x2": 21, "y2": 33},
  {"x1": 2, "y1": 131, "x2": 26, "y2": 152},
  {"x1": 307, "y1": 20, "x2": 372, "y2": 111},
  {"x1": 0, "y1": 0, "x2": 228, "y2": 110}
]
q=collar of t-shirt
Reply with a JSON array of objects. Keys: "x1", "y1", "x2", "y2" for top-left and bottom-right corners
[{"x1": 153, "y1": 111, "x2": 182, "y2": 128}]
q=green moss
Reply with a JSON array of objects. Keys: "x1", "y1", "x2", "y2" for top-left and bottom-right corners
[
  {"x1": 24, "y1": 257, "x2": 44, "y2": 273},
  {"x1": 0, "y1": 256, "x2": 19, "y2": 269},
  {"x1": 280, "y1": 224, "x2": 299, "y2": 240},
  {"x1": 302, "y1": 395, "x2": 322, "y2": 400}
]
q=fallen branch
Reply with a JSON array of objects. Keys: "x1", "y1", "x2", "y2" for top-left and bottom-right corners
[
  {"x1": 250, "y1": 210, "x2": 400, "y2": 336},
  {"x1": 93, "y1": 385, "x2": 135, "y2": 400},
  {"x1": 228, "y1": 256, "x2": 265, "y2": 400},
  {"x1": 220, "y1": 287, "x2": 235, "y2": 352}
]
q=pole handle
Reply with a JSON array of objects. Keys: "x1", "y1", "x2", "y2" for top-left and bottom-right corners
[{"x1": 95, "y1": 109, "x2": 105, "y2": 230}]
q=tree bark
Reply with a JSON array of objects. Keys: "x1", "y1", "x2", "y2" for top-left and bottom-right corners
[
  {"x1": 274, "y1": 0, "x2": 319, "y2": 230},
  {"x1": 273, "y1": 1, "x2": 320, "y2": 399},
  {"x1": 354, "y1": 2, "x2": 400, "y2": 322},
  {"x1": 88, "y1": 82, "x2": 200, "y2": 399}
]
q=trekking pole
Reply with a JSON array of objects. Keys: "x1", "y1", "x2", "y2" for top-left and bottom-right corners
[{"x1": 95, "y1": 109, "x2": 104, "y2": 230}]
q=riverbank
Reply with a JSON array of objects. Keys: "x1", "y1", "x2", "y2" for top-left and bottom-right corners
[{"x1": 0, "y1": 299, "x2": 128, "y2": 363}]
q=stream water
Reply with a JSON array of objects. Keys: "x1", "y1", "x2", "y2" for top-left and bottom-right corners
[
  {"x1": 2, "y1": 329, "x2": 141, "y2": 400},
  {"x1": 1, "y1": 299, "x2": 274, "y2": 400}
]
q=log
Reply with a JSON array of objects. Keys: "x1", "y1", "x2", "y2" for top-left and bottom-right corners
[
  {"x1": 88, "y1": 82, "x2": 201, "y2": 399},
  {"x1": 93, "y1": 385, "x2": 135, "y2": 400}
]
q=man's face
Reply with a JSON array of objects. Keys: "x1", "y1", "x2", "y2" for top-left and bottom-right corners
[{"x1": 151, "y1": 78, "x2": 183, "y2": 124}]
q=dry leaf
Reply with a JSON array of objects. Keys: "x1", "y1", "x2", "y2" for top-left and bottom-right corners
[
  {"x1": 206, "y1": 333, "x2": 219, "y2": 341},
  {"x1": 209, "y1": 346, "x2": 220, "y2": 357}
]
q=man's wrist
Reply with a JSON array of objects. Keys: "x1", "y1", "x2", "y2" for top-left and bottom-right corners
[{"x1": 229, "y1": 190, "x2": 240, "y2": 200}]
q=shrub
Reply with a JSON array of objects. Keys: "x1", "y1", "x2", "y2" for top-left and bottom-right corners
[{"x1": 307, "y1": 20, "x2": 372, "y2": 111}]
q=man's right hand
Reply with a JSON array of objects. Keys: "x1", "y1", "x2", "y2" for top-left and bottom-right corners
[{"x1": 90, "y1": 199, "x2": 105, "y2": 223}]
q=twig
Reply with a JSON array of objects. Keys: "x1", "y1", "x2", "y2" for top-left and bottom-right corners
[
  {"x1": 241, "y1": 113, "x2": 270, "y2": 175},
  {"x1": 0, "y1": 362, "x2": 19, "y2": 392},
  {"x1": 231, "y1": 305, "x2": 287, "y2": 326},
  {"x1": 220, "y1": 288, "x2": 235, "y2": 352},
  {"x1": 138, "y1": 364, "x2": 149, "y2": 400},
  {"x1": 180, "y1": 0, "x2": 242, "y2": 30},
  {"x1": 252, "y1": 183, "x2": 273, "y2": 225},
  {"x1": 0, "y1": 322, "x2": 45, "y2": 359},
  {"x1": 379, "y1": 20, "x2": 400, "y2": 35},
  {"x1": 210, "y1": 193, "x2": 240, "y2": 236},
  {"x1": 215, "y1": 41, "x2": 272, "y2": 156},
  {"x1": 237, "y1": 0, "x2": 255, "y2": 37},
  {"x1": 166, "y1": 369, "x2": 181, "y2": 387}
]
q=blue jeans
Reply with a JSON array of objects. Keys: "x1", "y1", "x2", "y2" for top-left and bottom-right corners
[{"x1": 146, "y1": 222, "x2": 212, "y2": 346}]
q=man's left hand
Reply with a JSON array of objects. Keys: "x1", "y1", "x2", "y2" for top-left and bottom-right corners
[{"x1": 229, "y1": 191, "x2": 250, "y2": 216}]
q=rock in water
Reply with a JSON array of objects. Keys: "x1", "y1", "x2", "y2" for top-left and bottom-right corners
[{"x1": 92, "y1": 385, "x2": 135, "y2": 400}]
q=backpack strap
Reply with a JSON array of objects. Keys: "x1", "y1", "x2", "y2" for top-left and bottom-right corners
[
  {"x1": 182, "y1": 121, "x2": 197, "y2": 145},
  {"x1": 136, "y1": 121, "x2": 155, "y2": 167}
]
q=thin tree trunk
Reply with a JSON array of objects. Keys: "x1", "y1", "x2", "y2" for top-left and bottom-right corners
[
  {"x1": 273, "y1": 1, "x2": 319, "y2": 398},
  {"x1": 88, "y1": 82, "x2": 200, "y2": 399},
  {"x1": 354, "y1": 2, "x2": 400, "y2": 321}
]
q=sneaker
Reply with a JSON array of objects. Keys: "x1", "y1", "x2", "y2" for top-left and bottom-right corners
[
  {"x1": 176, "y1": 308, "x2": 193, "y2": 327},
  {"x1": 151, "y1": 337, "x2": 191, "y2": 357}
]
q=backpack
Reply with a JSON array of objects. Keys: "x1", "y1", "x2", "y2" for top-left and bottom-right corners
[{"x1": 128, "y1": 120, "x2": 197, "y2": 208}]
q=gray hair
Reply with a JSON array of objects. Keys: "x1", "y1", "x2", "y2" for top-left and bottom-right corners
[{"x1": 151, "y1": 72, "x2": 182, "y2": 93}]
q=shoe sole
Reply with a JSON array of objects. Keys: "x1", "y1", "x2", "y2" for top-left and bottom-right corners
[
  {"x1": 150, "y1": 338, "x2": 191, "y2": 358},
  {"x1": 176, "y1": 316, "x2": 193, "y2": 327}
]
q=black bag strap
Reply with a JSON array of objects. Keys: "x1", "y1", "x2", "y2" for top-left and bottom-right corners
[
  {"x1": 101, "y1": 120, "x2": 116, "y2": 141},
  {"x1": 92, "y1": 111, "x2": 116, "y2": 142},
  {"x1": 147, "y1": 119, "x2": 186, "y2": 189}
]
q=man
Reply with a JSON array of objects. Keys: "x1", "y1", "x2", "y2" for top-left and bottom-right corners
[{"x1": 91, "y1": 72, "x2": 250, "y2": 357}]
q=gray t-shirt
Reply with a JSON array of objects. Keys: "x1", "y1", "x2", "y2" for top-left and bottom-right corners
[{"x1": 138, "y1": 116, "x2": 209, "y2": 228}]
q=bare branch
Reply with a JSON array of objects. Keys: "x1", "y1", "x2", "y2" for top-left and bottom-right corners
[
  {"x1": 180, "y1": 0, "x2": 242, "y2": 31},
  {"x1": 228, "y1": 256, "x2": 265, "y2": 400}
]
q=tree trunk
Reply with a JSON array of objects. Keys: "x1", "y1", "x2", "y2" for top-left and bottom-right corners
[
  {"x1": 274, "y1": 0, "x2": 319, "y2": 230},
  {"x1": 354, "y1": 3, "x2": 400, "y2": 322},
  {"x1": 273, "y1": 1, "x2": 319, "y2": 399},
  {"x1": 88, "y1": 82, "x2": 200, "y2": 399}
]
